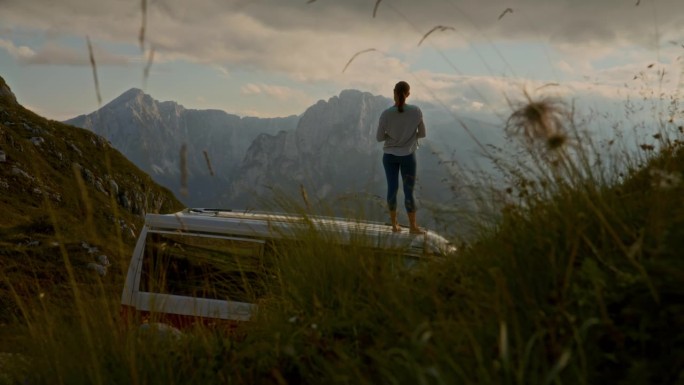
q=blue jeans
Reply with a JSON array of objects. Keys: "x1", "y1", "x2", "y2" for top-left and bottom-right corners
[{"x1": 382, "y1": 153, "x2": 417, "y2": 212}]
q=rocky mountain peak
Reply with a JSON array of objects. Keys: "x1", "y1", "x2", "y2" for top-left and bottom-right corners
[
  {"x1": 225, "y1": 89, "x2": 393, "y2": 205},
  {"x1": 295, "y1": 89, "x2": 389, "y2": 156},
  {"x1": 0, "y1": 76, "x2": 18, "y2": 105},
  {"x1": 102, "y1": 88, "x2": 184, "y2": 117},
  {"x1": 106, "y1": 88, "x2": 146, "y2": 108},
  {"x1": 65, "y1": 88, "x2": 299, "y2": 207}
]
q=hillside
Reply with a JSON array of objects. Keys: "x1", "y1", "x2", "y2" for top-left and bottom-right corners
[{"x1": 0, "y1": 76, "x2": 184, "y2": 321}]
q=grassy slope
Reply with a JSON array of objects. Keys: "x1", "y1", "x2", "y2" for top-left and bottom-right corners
[
  {"x1": 237, "y1": 123, "x2": 684, "y2": 384},
  {"x1": 0, "y1": 76, "x2": 184, "y2": 322}
]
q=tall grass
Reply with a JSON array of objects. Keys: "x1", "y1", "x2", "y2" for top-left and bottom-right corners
[
  {"x1": 2, "y1": 3, "x2": 684, "y2": 384},
  {"x1": 2, "y1": 105, "x2": 683, "y2": 383}
]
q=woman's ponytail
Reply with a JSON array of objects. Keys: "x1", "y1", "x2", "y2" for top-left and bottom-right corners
[{"x1": 393, "y1": 81, "x2": 410, "y2": 113}]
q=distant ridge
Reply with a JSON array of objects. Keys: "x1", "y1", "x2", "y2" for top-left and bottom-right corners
[{"x1": 64, "y1": 88, "x2": 299, "y2": 207}]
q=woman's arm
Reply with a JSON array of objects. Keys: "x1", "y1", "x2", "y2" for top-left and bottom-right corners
[
  {"x1": 376, "y1": 111, "x2": 388, "y2": 142},
  {"x1": 416, "y1": 109, "x2": 426, "y2": 139}
]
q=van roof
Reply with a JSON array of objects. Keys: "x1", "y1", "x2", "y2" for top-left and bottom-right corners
[{"x1": 144, "y1": 208, "x2": 456, "y2": 257}]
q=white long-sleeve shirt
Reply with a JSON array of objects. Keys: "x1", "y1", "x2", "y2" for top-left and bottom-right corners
[{"x1": 376, "y1": 104, "x2": 427, "y2": 156}]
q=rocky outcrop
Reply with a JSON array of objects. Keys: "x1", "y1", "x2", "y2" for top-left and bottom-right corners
[
  {"x1": 0, "y1": 78, "x2": 17, "y2": 105},
  {"x1": 0, "y1": 97, "x2": 180, "y2": 222},
  {"x1": 225, "y1": 90, "x2": 390, "y2": 207}
]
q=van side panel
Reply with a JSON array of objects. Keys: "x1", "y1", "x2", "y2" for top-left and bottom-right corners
[
  {"x1": 134, "y1": 292, "x2": 254, "y2": 321},
  {"x1": 121, "y1": 227, "x2": 148, "y2": 307},
  {"x1": 124, "y1": 228, "x2": 264, "y2": 328},
  {"x1": 120, "y1": 305, "x2": 243, "y2": 331}
]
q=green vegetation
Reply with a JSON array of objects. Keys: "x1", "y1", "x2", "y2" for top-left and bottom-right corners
[
  {"x1": 0, "y1": 75, "x2": 182, "y2": 327},
  {"x1": 1, "y1": 75, "x2": 683, "y2": 384}
]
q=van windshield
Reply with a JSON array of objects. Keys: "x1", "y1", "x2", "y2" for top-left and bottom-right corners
[{"x1": 140, "y1": 232, "x2": 267, "y2": 302}]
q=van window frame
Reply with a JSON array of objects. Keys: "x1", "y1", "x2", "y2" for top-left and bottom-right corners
[{"x1": 132, "y1": 230, "x2": 266, "y2": 320}]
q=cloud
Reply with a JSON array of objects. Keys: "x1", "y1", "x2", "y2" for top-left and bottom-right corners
[
  {"x1": 2, "y1": 0, "x2": 681, "y2": 79},
  {"x1": 240, "y1": 83, "x2": 262, "y2": 96},
  {"x1": 2, "y1": 0, "x2": 683, "y2": 121},
  {"x1": 1, "y1": 37, "x2": 130, "y2": 66},
  {"x1": 240, "y1": 83, "x2": 297, "y2": 100},
  {"x1": 0, "y1": 38, "x2": 35, "y2": 60},
  {"x1": 29, "y1": 43, "x2": 130, "y2": 66},
  {"x1": 394, "y1": 67, "x2": 680, "y2": 124}
]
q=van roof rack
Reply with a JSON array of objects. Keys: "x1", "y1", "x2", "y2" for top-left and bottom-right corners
[
  {"x1": 183, "y1": 208, "x2": 390, "y2": 226},
  {"x1": 142, "y1": 208, "x2": 456, "y2": 257},
  {"x1": 187, "y1": 208, "x2": 233, "y2": 213}
]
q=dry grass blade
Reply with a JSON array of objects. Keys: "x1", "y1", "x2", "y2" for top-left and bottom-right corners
[
  {"x1": 342, "y1": 48, "x2": 377, "y2": 73},
  {"x1": 418, "y1": 25, "x2": 455, "y2": 46},
  {"x1": 535, "y1": 82, "x2": 559, "y2": 91},
  {"x1": 498, "y1": 7, "x2": 513, "y2": 20},
  {"x1": 139, "y1": 0, "x2": 147, "y2": 52},
  {"x1": 72, "y1": 163, "x2": 95, "y2": 240},
  {"x1": 143, "y1": 46, "x2": 155, "y2": 88},
  {"x1": 373, "y1": 0, "x2": 382, "y2": 18},
  {"x1": 180, "y1": 143, "x2": 188, "y2": 197},
  {"x1": 299, "y1": 184, "x2": 311, "y2": 210},
  {"x1": 203, "y1": 149, "x2": 215, "y2": 176},
  {"x1": 86, "y1": 36, "x2": 101, "y2": 106}
]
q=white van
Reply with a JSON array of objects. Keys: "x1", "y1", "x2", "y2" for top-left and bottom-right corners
[{"x1": 120, "y1": 208, "x2": 456, "y2": 330}]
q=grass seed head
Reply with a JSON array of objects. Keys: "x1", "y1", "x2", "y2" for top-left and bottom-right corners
[{"x1": 506, "y1": 94, "x2": 570, "y2": 152}]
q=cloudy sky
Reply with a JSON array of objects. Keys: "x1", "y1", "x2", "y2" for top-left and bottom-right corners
[{"x1": 1, "y1": 0, "x2": 683, "y2": 122}]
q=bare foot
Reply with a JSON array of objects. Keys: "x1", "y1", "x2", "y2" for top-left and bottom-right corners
[
  {"x1": 409, "y1": 226, "x2": 425, "y2": 235},
  {"x1": 391, "y1": 224, "x2": 401, "y2": 232}
]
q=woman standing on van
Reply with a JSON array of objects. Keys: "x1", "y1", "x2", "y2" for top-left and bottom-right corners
[{"x1": 376, "y1": 81, "x2": 426, "y2": 234}]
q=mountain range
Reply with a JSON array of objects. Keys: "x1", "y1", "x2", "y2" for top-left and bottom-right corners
[
  {"x1": 66, "y1": 88, "x2": 299, "y2": 206},
  {"x1": 66, "y1": 88, "x2": 506, "y2": 235}
]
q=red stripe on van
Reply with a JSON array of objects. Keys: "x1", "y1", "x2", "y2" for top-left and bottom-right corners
[{"x1": 119, "y1": 305, "x2": 244, "y2": 333}]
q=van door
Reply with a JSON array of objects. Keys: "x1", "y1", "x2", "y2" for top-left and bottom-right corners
[{"x1": 133, "y1": 231, "x2": 265, "y2": 326}]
